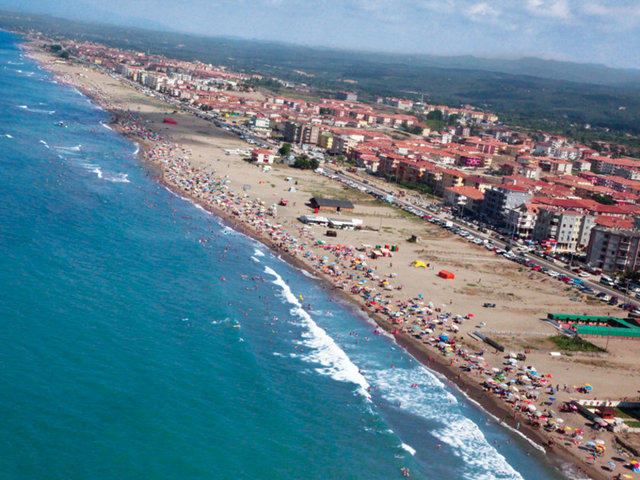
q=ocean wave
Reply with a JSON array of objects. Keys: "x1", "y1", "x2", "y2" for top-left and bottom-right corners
[
  {"x1": 250, "y1": 256, "x2": 261, "y2": 263},
  {"x1": 400, "y1": 443, "x2": 416, "y2": 455},
  {"x1": 81, "y1": 163, "x2": 129, "y2": 183},
  {"x1": 368, "y1": 367, "x2": 523, "y2": 480},
  {"x1": 264, "y1": 265, "x2": 370, "y2": 398},
  {"x1": 17, "y1": 104, "x2": 55, "y2": 114},
  {"x1": 101, "y1": 122, "x2": 113, "y2": 131},
  {"x1": 39, "y1": 140, "x2": 50, "y2": 149},
  {"x1": 85, "y1": 164, "x2": 103, "y2": 179},
  {"x1": 55, "y1": 144, "x2": 82, "y2": 153},
  {"x1": 253, "y1": 248, "x2": 265, "y2": 257},
  {"x1": 103, "y1": 173, "x2": 130, "y2": 183},
  {"x1": 3, "y1": 134, "x2": 12, "y2": 139}
]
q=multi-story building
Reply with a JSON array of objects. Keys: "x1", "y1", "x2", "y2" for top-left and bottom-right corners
[
  {"x1": 336, "y1": 91, "x2": 358, "y2": 102},
  {"x1": 533, "y1": 208, "x2": 595, "y2": 252},
  {"x1": 480, "y1": 185, "x2": 532, "y2": 225},
  {"x1": 586, "y1": 226, "x2": 640, "y2": 273},
  {"x1": 283, "y1": 122, "x2": 319, "y2": 146},
  {"x1": 317, "y1": 133, "x2": 334, "y2": 151},
  {"x1": 443, "y1": 186, "x2": 485, "y2": 215},
  {"x1": 504, "y1": 203, "x2": 539, "y2": 239},
  {"x1": 251, "y1": 115, "x2": 271, "y2": 132}
]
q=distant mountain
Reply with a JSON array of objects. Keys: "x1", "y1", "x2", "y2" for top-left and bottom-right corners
[
  {"x1": 403, "y1": 55, "x2": 640, "y2": 87},
  {"x1": 2, "y1": 10, "x2": 640, "y2": 136}
]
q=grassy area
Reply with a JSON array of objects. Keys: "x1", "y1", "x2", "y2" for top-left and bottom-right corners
[
  {"x1": 627, "y1": 421, "x2": 640, "y2": 428},
  {"x1": 548, "y1": 335, "x2": 606, "y2": 353},
  {"x1": 614, "y1": 407, "x2": 634, "y2": 419},
  {"x1": 616, "y1": 406, "x2": 640, "y2": 421}
]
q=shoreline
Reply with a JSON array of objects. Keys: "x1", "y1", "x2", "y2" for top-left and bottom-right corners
[{"x1": 22, "y1": 40, "x2": 618, "y2": 480}]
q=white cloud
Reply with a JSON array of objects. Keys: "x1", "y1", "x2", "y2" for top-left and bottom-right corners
[
  {"x1": 468, "y1": 2, "x2": 499, "y2": 17},
  {"x1": 524, "y1": 0, "x2": 571, "y2": 19}
]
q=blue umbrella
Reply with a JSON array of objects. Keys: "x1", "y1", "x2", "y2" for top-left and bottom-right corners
[{"x1": 549, "y1": 397, "x2": 556, "y2": 402}]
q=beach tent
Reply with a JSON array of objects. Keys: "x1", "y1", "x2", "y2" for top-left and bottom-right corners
[
  {"x1": 163, "y1": 118, "x2": 178, "y2": 125},
  {"x1": 438, "y1": 270, "x2": 455, "y2": 280}
]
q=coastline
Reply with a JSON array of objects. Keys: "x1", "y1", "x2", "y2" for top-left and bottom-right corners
[{"x1": 21, "y1": 40, "x2": 619, "y2": 480}]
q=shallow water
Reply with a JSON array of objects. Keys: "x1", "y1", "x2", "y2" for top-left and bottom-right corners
[{"x1": 0, "y1": 30, "x2": 567, "y2": 479}]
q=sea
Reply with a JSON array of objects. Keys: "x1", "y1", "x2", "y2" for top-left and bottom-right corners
[{"x1": 0, "y1": 30, "x2": 575, "y2": 479}]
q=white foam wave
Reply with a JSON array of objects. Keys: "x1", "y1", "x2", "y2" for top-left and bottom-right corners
[
  {"x1": 300, "y1": 269, "x2": 319, "y2": 279},
  {"x1": 253, "y1": 249, "x2": 265, "y2": 257},
  {"x1": 4, "y1": 134, "x2": 12, "y2": 139},
  {"x1": 101, "y1": 122, "x2": 113, "y2": 131},
  {"x1": 103, "y1": 173, "x2": 130, "y2": 183},
  {"x1": 55, "y1": 144, "x2": 82, "y2": 153},
  {"x1": 17, "y1": 105, "x2": 55, "y2": 114},
  {"x1": 400, "y1": 443, "x2": 416, "y2": 455},
  {"x1": 133, "y1": 143, "x2": 140, "y2": 155},
  {"x1": 368, "y1": 367, "x2": 523, "y2": 480},
  {"x1": 250, "y1": 256, "x2": 261, "y2": 263},
  {"x1": 39, "y1": 140, "x2": 50, "y2": 149},
  {"x1": 90, "y1": 166, "x2": 103, "y2": 178},
  {"x1": 455, "y1": 387, "x2": 546, "y2": 453},
  {"x1": 264, "y1": 265, "x2": 370, "y2": 397},
  {"x1": 81, "y1": 163, "x2": 129, "y2": 183}
]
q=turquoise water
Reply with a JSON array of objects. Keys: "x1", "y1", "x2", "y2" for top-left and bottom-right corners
[{"x1": 0, "y1": 31, "x2": 567, "y2": 479}]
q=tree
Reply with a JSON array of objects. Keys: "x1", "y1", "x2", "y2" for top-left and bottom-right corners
[
  {"x1": 292, "y1": 155, "x2": 319, "y2": 170},
  {"x1": 592, "y1": 193, "x2": 616, "y2": 205},
  {"x1": 426, "y1": 110, "x2": 444, "y2": 121},
  {"x1": 278, "y1": 142, "x2": 291, "y2": 156},
  {"x1": 407, "y1": 125, "x2": 423, "y2": 135}
]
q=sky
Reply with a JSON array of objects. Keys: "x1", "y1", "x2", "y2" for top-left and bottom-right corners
[{"x1": 3, "y1": 0, "x2": 640, "y2": 69}]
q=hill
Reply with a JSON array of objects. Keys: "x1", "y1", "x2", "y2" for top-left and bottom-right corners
[{"x1": 2, "y1": 10, "x2": 640, "y2": 136}]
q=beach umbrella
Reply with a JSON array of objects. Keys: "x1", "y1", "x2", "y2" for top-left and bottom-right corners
[
  {"x1": 584, "y1": 384, "x2": 593, "y2": 391},
  {"x1": 549, "y1": 397, "x2": 556, "y2": 402},
  {"x1": 607, "y1": 461, "x2": 615, "y2": 469}
]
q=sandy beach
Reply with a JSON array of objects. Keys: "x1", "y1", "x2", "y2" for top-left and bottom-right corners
[{"x1": 25, "y1": 42, "x2": 640, "y2": 480}]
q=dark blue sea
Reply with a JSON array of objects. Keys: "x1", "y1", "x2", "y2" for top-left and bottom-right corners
[{"x1": 0, "y1": 30, "x2": 571, "y2": 479}]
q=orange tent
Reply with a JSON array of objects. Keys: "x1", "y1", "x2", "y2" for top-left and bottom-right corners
[{"x1": 438, "y1": 270, "x2": 455, "y2": 280}]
